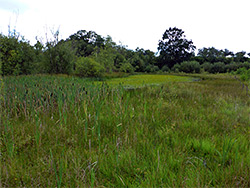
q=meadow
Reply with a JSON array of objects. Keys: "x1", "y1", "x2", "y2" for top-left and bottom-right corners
[{"x1": 0, "y1": 74, "x2": 249, "y2": 187}]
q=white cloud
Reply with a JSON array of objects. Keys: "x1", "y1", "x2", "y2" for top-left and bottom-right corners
[{"x1": 1, "y1": 0, "x2": 250, "y2": 53}]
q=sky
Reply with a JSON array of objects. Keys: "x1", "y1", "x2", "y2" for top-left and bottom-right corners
[{"x1": 1, "y1": 0, "x2": 250, "y2": 54}]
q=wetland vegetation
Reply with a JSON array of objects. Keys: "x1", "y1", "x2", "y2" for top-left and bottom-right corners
[{"x1": 1, "y1": 74, "x2": 249, "y2": 187}]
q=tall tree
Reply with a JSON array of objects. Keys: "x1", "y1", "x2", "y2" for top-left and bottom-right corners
[
  {"x1": 90, "y1": 35, "x2": 117, "y2": 73},
  {"x1": 44, "y1": 30, "x2": 75, "y2": 74},
  {"x1": 158, "y1": 27, "x2": 196, "y2": 68},
  {"x1": 67, "y1": 30, "x2": 104, "y2": 57},
  {"x1": 0, "y1": 33, "x2": 35, "y2": 76},
  {"x1": 234, "y1": 51, "x2": 248, "y2": 62},
  {"x1": 223, "y1": 49, "x2": 234, "y2": 57},
  {"x1": 198, "y1": 47, "x2": 226, "y2": 63}
]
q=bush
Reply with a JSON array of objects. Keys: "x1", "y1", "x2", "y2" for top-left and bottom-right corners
[
  {"x1": 161, "y1": 65, "x2": 170, "y2": 72},
  {"x1": 225, "y1": 62, "x2": 239, "y2": 72},
  {"x1": 171, "y1": 64, "x2": 181, "y2": 73},
  {"x1": 235, "y1": 67, "x2": 250, "y2": 81},
  {"x1": 240, "y1": 72, "x2": 250, "y2": 81},
  {"x1": 202, "y1": 62, "x2": 213, "y2": 73},
  {"x1": 239, "y1": 62, "x2": 250, "y2": 69},
  {"x1": 179, "y1": 61, "x2": 201, "y2": 73},
  {"x1": 44, "y1": 41, "x2": 75, "y2": 75},
  {"x1": 120, "y1": 62, "x2": 135, "y2": 73},
  {"x1": 145, "y1": 65, "x2": 160, "y2": 73},
  {"x1": 235, "y1": 67, "x2": 247, "y2": 75},
  {"x1": 0, "y1": 34, "x2": 36, "y2": 76},
  {"x1": 75, "y1": 57, "x2": 104, "y2": 77},
  {"x1": 209, "y1": 62, "x2": 226, "y2": 73}
]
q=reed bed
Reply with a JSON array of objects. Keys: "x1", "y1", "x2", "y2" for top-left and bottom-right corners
[{"x1": 0, "y1": 74, "x2": 249, "y2": 187}]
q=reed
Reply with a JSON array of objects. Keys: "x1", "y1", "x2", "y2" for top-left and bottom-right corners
[{"x1": 0, "y1": 74, "x2": 249, "y2": 187}]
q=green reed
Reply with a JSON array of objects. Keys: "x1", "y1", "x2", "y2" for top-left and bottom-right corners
[{"x1": 1, "y1": 74, "x2": 249, "y2": 187}]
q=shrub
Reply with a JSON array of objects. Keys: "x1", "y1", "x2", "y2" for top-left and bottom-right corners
[
  {"x1": 75, "y1": 57, "x2": 104, "y2": 77},
  {"x1": 171, "y1": 64, "x2": 181, "y2": 73},
  {"x1": 209, "y1": 62, "x2": 226, "y2": 73},
  {"x1": 179, "y1": 61, "x2": 201, "y2": 73},
  {"x1": 234, "y1": 67, "x2": 250, "y2": 81},
  {"x1": 0, "y1": 34, "x2": 36, "y2": 76},
  {"x1": 120, "y1": 62, "x2": 135, "y2": 73},
  {"x1": 225, "y1": 62, "x2": 239, "y2": 72},
  {"x1": 145, "y1": 65, "x2": 160, "y2": 73},
  {"x1": 239, "y1": 62, "x2": 250, "y2": 69},
  {"x1": 161, "y1": 65, "x2": 170, "y2": 72},
  {"x1": 235, "y1": 67, "x2": 247, "y2": 75},
  {"x1": 239, "y1": 68, "x2": 250, "y2": 81},
  {"x1": 202, "y1": 62, "x2": 213, "y2": 73},
  {"x1": 240, "y1": 73, "x2": 250, "y2": 81},
  {"x1": 150, "y1": 65, "x2": 160, "y2": 73},
  {"x1": 44, "y1": 38, "x2": 75, "y2": 75}
]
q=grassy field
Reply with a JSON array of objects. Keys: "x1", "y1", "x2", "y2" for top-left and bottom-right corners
[
  {"x1": 96, "y1": 74, "x2": 193, "y2": 88},
  {"x1": 0, "y1": 74, "x2": 249, "y2": 187}
]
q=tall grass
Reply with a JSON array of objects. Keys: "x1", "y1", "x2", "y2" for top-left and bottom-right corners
[{"x1": 0, "y1": 74, "x2": 249, "y2": 187}]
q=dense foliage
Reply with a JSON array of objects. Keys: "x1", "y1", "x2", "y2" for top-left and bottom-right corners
[
  {"x1": 158, "y1": 27, "x2": 196, "y2": 68},
  {"x1": 1, "y1": 27, "x2": 250, "y2": 77},
  {"x1": 233, "y1": 67, "x2": 250, "y2": 81},
  {"x1": 0, "y1": 32, "x2": 35, "y2": 75},
  {"x1": 75, "y1": 57, "x2": 104, "y2": 77}
]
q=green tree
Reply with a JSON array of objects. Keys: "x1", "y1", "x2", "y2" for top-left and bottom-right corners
[
  {"x1": 144, "y1": 64, "x2": 159, "y2": 73},
  {"x1": 132, "y1": 48, "x2": 157, "y2": 72},
  {"x1": 67, "y1": 30, "x2": 105, "y2": 57},
  {"x1": 209, "y1": 62, "x2": 226, "y2": 73},
  {"x1": 234, "y1": 51, "x2": 248, "y2": 63},
  {"x1": 44, "y1": 31, "x2": 75, "y2": 74},
  {"x1": 91, "y1": 36, "x2": 116, "y2": 73},
  {"x1": 197, "y1": 47, "x2": 234, "y2": 64},
  {"x1": 120, "y1": 62, "x2": 135, "y2": 73},
  {"x1": 75, "y1": 57, "x2": 104, "y2": 77},
  {"x1": 179, "y1": 61, "x2": 201, "y2": 73},
  {"x1": 202, "y1": 62, "x2": 213, "y2": 72},
  {"x1": 240, "y1": 62, "x2": 250, "y2": 69},
  {"x1": 158, "y1": 27, "x2": 196, "y2": 68},
  {"x1": 161, "y1": 65, "x2": 170, "y2": 72},
  {"x1": 32, "y1": 40, "x2": 46, "y2": 73},
  {"x1": 197, "y1": 47, "x2": 222, "y2": 63},
  {"x1": 129, "y1": 52, "x2": 145, "y2": 72},
  {"x1": 225, "y1": 62, "x2": 238, "y2": 72},
  {"x1": 114, "y1": 53, "x2": 126, "y2": 69},
  {"x1": 223, "y1": 49, "x2": 234, "y2": 57},
  {"x1": 18, "y1": 40, "x2": 36, "y2": 74},
  {"x1": 0, "y1": 33, "x2": 35, "y2": 76}
]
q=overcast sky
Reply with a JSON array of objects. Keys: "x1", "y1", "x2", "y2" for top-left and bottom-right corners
[{"x1": 1, "y1": 0, "x2": 250, "y2": 53}]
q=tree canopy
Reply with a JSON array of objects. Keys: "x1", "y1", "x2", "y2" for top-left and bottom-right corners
[
  {"x1": 1, "y1": 27, "x2": 250, "y2": 77},
  {"x1": 158, "y1": 27, "x2": 196, "y2": 68},
  {"x1": 67, "y1": 30, "x2": 104, "y2": 57}
]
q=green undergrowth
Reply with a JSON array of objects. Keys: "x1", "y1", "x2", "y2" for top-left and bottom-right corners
[{"x1": 0, "y1": 74, "x2": 249, "y2": 187}]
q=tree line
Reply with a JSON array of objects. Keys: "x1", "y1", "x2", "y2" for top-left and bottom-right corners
[{"x1": 1, "y1": 27, "x2": 250, "y2": 77}]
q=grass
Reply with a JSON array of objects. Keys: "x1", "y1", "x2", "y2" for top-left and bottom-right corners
[
  {"x1": 0, "y1": 74, "x2": 250, "y2": 187},
  {"x1": 95, "y1": 74, "x2": 193, "y2": 88}
]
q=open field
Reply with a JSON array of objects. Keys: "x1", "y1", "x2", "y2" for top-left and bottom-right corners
[{"x1": 0, "y1": 74, "x2": 250, "y2": 187}]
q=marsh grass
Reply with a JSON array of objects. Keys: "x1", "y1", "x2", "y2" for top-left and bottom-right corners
[
  {"x1": 0, "y1": 74, "x2": 249, "y2": 187},
  {"x1": 95, "y1": 74, "x2": 193, "y2": 88}
]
